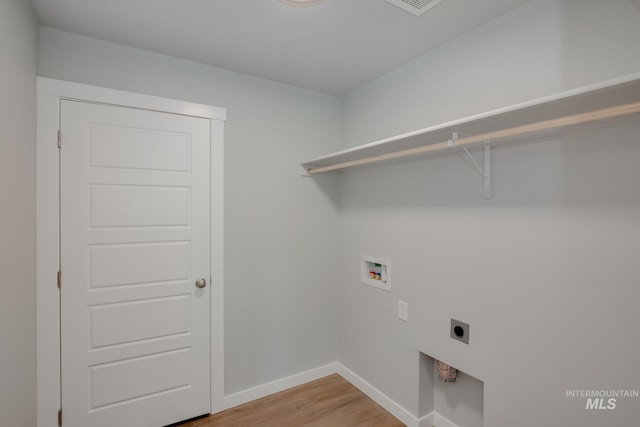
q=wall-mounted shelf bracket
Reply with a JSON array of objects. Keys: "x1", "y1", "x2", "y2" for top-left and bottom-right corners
[
  {"x1": 482, "y1": 141, "x2": 492, "y2": 199},
  {"x1": 449, "y1": 132, "x2": 492, "y2": 199}
]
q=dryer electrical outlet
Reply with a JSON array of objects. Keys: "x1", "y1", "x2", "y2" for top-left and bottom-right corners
[{"x1": 450, "y1": 319, "x2": 470, "y2": 344}]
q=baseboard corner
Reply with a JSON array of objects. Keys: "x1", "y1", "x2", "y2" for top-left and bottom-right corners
[{"x1": 336, "y1": 362, "x2": 421, "y2": 427}]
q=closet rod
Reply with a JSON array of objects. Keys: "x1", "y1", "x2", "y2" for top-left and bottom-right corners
[{"x1": 307, "y1": 101, "x2": 640, "y2": 175}]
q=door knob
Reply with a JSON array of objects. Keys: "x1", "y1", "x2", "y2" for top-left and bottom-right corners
[{"x1": 195, "y1": 278, "x2": 207, "y2": 289}]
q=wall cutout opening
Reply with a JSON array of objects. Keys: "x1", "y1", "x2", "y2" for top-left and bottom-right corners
[
  {"x1": 360, "y1": 256, "x2": 391, "y2": 291},
  {"x1": 419, "y1": 352, "x2": 484, "y2": 427}
]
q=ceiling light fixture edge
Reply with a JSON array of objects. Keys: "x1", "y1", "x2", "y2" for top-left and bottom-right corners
[{"x1": 280, "y1": 0, "x2": 325, "y2": 7}]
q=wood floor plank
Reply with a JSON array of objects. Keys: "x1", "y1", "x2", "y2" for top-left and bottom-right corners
[{"x1": 177, "y1": 374, "x2": 405, "y2": 427}]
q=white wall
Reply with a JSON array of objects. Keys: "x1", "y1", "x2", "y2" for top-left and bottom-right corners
[
  {"x1": 37, "y1": 27, "x2": 343, "y2": 395},
  {"x1": 339, "y1": 1, "x2": 640, "y2": 426},
  {"x1": 0, "y1": 0, "x2": 38, "y2": 426}
]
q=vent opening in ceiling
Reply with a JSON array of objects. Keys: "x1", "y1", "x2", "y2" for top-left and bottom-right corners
[{"x1": 386, "y1": 0, "x2": 444, "y2": 16}]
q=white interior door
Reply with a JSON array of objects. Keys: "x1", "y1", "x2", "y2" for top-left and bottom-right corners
[{"x1": 60, "y1": 100, "x2": 211, "y2": 427}]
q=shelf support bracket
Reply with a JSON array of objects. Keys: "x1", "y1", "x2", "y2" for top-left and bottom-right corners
[
  {"x1": 450, "y1": 132, "x2": 492, "y2": 199},
  {"x1": 482, "y1": 141, "x2": 492, "y2": 199}
]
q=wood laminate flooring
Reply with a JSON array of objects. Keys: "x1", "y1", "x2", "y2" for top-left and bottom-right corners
[{"x1": 177, "y1": 374, "x2": 405, "y2": 427}]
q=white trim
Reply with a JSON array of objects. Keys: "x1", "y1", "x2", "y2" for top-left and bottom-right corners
[
  {"x1": 210, "y1": 118, "x2": 225, "y2": 413},
  {"x1": 36, "y1": 92, "x2": 62, "y2": 427},
  {"x1": 37, "y1": 77, "x2": 227, "y2": 121},
  {"x1": 337, "y1": 364, "x2": 463, "y2": 427},
  {"x1": 433, "y1": 412, "x2": 460, "y2": 427},
  {"x1": 216, "y1": 361, "x2": 461, "y2": 427},
  {"x1": 219, "y1": 362, "x2": 421, "y2": 424},
  {"x1": 36, "y1": 77, "x2": 226, "y2": 426},
  {"x1": 222, "y1": 363, "x2": 340, "y2": 410},
  {"x1": 336, "y1": 364, "x2": 421, "y2": 427},
  {"x1": 419, "y1": 412, "x2": 435, "y2": 427}
]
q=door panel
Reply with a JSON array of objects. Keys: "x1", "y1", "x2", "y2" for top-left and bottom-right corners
[
  {"x1": 60, "y1": 100, "x2": 210, "y2": 427},
  {"x1": 90, "y1": 348, "x2": 191, "y2": 409},
  {"x1": 89, "y1": 124, "x2": 190, "y2": 172},
  {"x1": 89, "y1": 184, "x2": 191, "y2": 227},
  {"x1": 89, "y1": 295, "x2": 190, "y2": 348},
  {"x1": 89, "y1": 241, "x2": 190, "y2": 288}
]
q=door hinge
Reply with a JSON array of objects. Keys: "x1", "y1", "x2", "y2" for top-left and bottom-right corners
[
  {"x1": 57, "y1": 130, "x2": 61, "y2": 149},
  {"x1": 57, "y1": 270, "x2": 62, "y2": 289},
  {"x1": 58, "y1": 409, "x2": 62, "y2": 426}
]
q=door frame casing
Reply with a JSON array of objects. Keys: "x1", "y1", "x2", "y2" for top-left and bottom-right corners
[{"x1": 36, "y1": 77, "x2": 226, "y2": 427}]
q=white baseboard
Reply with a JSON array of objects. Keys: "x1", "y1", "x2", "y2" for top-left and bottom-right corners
[
  {"x1": 419, "y1": 411, "x2": 435, "y2": 427},
  {"x1": 433, "y1": 412, "x2": 460, "y2": 427},
  {"x1": 416, "y1": 411, "x2": 460, "y2": 427},
  {"x1": 221, "y1": 361, "x2": 460, "y2": 427},
  {"x1": 221, "y1": 362, "x2": 340, "y2": 410},
  {"x1": 336, "y1": 364, "x2": 461, "y2": 427},
  {"x1": 336, "y1": 363, "x2": 421, "y2": 427}
]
